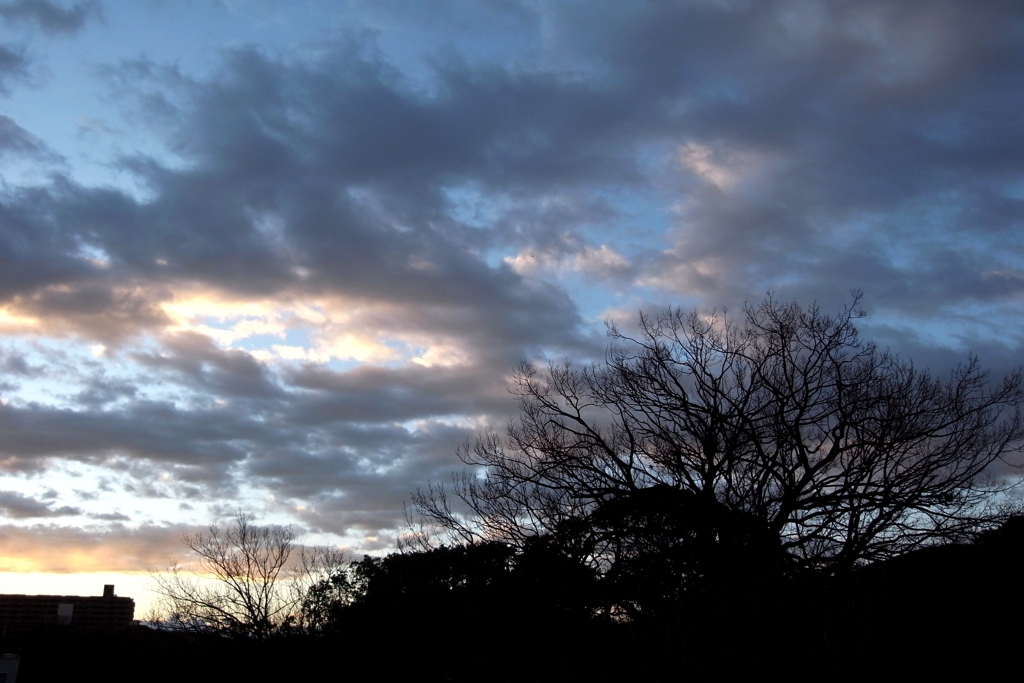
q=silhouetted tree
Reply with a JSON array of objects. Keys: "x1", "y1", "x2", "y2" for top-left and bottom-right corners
[
  {"x1": 299, "y1": 568, "x2": 353, "y2": 635},
  {"x1": 559, "y1": 485, "x2": 787, "y2": 623},
  {"x1": 414, "y1": 293, "x2": 1024, "y2": 594},
  {"x1": 314, "y1": 540, "x2": 600, "y2": 631},
  {"x1": 151, "y1": 511, "x2": 345, "y2": 638},
  {"x1": 346, "y1": 542, "x2": 512, "y2": 611}
]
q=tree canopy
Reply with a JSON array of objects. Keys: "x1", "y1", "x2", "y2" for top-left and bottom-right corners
[{"x1": 414, "y1": 294, "x2": 1024, "y2": 582}]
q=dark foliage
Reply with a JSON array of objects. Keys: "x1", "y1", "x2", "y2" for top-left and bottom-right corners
[
  {"x1": 412, "y1": 294, "x2": 1024, "y2": 628},
  {"x1": 4, "y1": 519, "x2": 1019, "y2": 682},
  {"x1": 326, "y1": 540, "x2": 598, "y2": 632}
]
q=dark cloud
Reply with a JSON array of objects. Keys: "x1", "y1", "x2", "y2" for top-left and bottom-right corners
[
  {"x1": 0, "y1": 348, "x2": 36, "y2": 376},
  {"x1": 30, "y1": 0, "x2": 1003, "y2": 331},
  {"x1": 0, "y1": 185, "x2": 98, "y2": 301},
  {"x1": 0, "y1": 0, "x2": 1021, "y2": 565},
  {"x1": 132, "y1": 332, "x2": 283, "y2": 400},
  {"x1": 0, "y1": 114, "x2": 52, "y2": 158},
  {"x1": 0, "y1": 489, "x2": 81, "y2": 518},
  {"x1": 73, "y1": 375, "x2": 138, "y2": 408},
  {"x1": 0, "y1": 43, "x2": 28, "y2": 92},
  {"x1": 0, "y1": 351, "x2": 512, "y2": 523},
  {"x1": 0, "y1": 39, "x2": 604, "y2": 357},
  {"x1": 0, "y1": 400, "x2": 265, "y2": 475},
  {"x1": 90, "y1": 511, "x2": 130, "y2": 521},
  {"x1": 9, "y1": 282, "x2": 172, "y2": 342},
  {"x1": 0, "y1": 0, "x2": 101, "y2": 35},
  {"x1": 285, "y1": 362, "x2": 510, "y2": 425},
  {"x1": 606, "y1": 0, "x2": 1024, "y2": 313}
]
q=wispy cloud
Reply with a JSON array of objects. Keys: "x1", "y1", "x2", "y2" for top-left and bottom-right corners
[{"x1": 0, "y1": 0, "x2": 101, "y2": 36}]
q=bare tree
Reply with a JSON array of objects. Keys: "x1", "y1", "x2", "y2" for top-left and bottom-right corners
[
  {"x1": 151, "y1": 511, "x2": 345, "y2": 638},
  {"x1": 414, "y1": 293, "x2": 1024, "y2": 575}
]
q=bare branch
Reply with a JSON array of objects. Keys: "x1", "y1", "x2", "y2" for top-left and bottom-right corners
[
  {"x1": 411, "y1": 294, "x2": 1024, "y2": 579},
  {"x1": 150, "y1": 510, "x2": 346, "y2": 637}
]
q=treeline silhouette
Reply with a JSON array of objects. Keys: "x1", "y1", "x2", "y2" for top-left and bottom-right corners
[{"x1": 4, "y1": 518, "x2": 1021, "y2": 682}]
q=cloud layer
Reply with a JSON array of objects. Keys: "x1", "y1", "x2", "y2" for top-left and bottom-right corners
[{"x1": 0, "y1": 0, "x2": 1021, "y2": 574}]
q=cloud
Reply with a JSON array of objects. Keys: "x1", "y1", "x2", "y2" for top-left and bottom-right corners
[
  {"x1": 566, "y1": 0, "x2": 1024, "y2": 316},
  {"x1": 0, "y1": 0, "x2": 101, "y2": 35},
  {"x1": 0, "y1": 31, "x2": 630, "y2": 359},
  {"x1": 0, "y1": 0, "x2": 1021, "y2": 564},
  {"x1": 5, "y1": 282, "x2": 172, "y2": 343},
  {"x1": 0, "y1": 43, "x2": 28, "y2": 93},
  {"x1": 505, "y1": 242, "x2": 631, "y2": 281},
  {"x1": 90, "y1": 511, "x2": 130, "y2": 521},
  {"x1": 0, "y1": 400, "x2": 267, "y2": 477},
  {"x1": 0, "y1": 522, "x2": 192, "y2": 572},
  {"x1": 132, "y1": 331, "x2": 283, "y2": 400},
  {"x1": 0, "y1": 490, "x2": 81, "y2": 518},
  {"x1": 0, "y1": 115, "x2": 52, "y2": 158}
]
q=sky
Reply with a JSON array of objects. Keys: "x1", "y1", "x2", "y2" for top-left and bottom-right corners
[{"x1": 0, "y1": 0, "x2": 1022, "y2": 613}]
